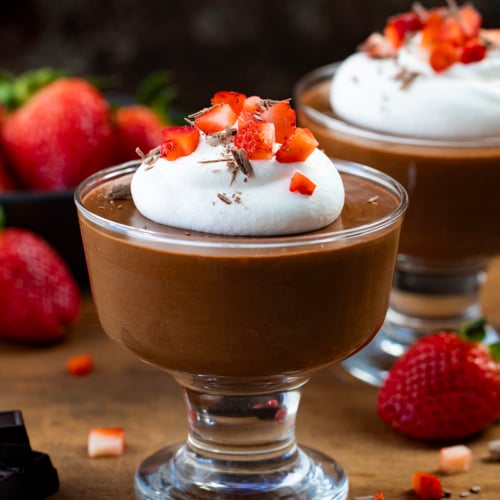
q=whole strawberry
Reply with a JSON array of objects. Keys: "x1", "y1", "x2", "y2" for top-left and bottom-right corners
[
  {"x1": 1, "y1": 77, "x2": 115, "y2": 190},
  {"x1": 378, "y1": 321, "x2": 500, "y2": 440},
  {"x1": 113, "y1": 105, "x2": 166, "y2": 163},
  {"x1": 0, "y1": 227, "x2": 80, "y2": 343}
]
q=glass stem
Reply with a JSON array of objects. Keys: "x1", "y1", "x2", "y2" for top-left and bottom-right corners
[{"x1": 181, "y1": 379, "x2": 305, "y2": 464}]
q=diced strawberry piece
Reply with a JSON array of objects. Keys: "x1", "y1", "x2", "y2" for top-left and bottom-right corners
[
  {"x1": 242, "y1": 95, "x2": 264, "y2": 114},
  {"x1": 412, "y1": 471, "x2": 443, "y2": 500},
  {"x1": 429, "y1": 42, "x2": 460, "y2": 72},
  {"x1": 440, "y1": 17, "x2": 467, "y2": 46},
  {"x1": 373, "y1": 493, "x2": 385, "y2": 500},
  {"x1": 438, "y1": 445, "x2": 472, "y2": 474},
  {"x1": 211, "y1": 91, "x2": 247, "y2": 115},
  {"x1": 276, "y1": 127, "x2": 318, "y2": 163},
  {"x1": 421, "y1": 12, "x2": 466, "y2": 50},
  {"x1": 460, "y1": 37, "x2": 487, "y2": 64},
  {"x1": 194, "y1": 103, "x2": 237, "y2": 134},
  {"x1": 481, "y1": 28, "x2": 500, "y2": 47},
  {"x1": 289, "y1": 171, "x2": 316, "y2": 196},
  {"x1": 459, "y1": 4, "x2": 482, "y2": 38},
  {"x1": 261, "y1": 100, "x2": 296, "y2": 144},
  {"x1": 421, "y1": 11, "x2": 447, "y2": 49},
  {"x1": 234, "y1": 120, "x2": 275, "y2": 160},
  {"x1": 67, "y1": 354, "x2": 93, "y2": 376},
  {"x1": 384, "y1": 12, "x2": 424, "y2": 48},
  {"x1": 161, "y1": 126, "x2": 200, "y2": 160},
  {"x1": 88, "y1": 427, "x2": 125, "y2": 458},
  {"x1": 359, "y1": 33, "x2": 397, "y2": 58}
]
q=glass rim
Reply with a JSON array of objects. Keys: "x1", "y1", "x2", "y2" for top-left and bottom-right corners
[
  {"x1": 294, "y1": 61, "x2": 500, "y2": 148},
  {"x1": 74, "y1": 159, "x2": 408, "y2": 250}
]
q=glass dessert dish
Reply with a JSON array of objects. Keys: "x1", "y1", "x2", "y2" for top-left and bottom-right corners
[
  {"x1": 295, "y1": 62, "x2": 500, "y2": 386},
  {"x1": 75, "y1": 159, "x2": 406, "y2": 499}
]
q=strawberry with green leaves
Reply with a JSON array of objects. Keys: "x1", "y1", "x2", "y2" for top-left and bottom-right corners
[
  {"x1": 0, "y1": 69, "x2": 115, "y2": 190},
  {"x1": 0, "y1": 216, "x2": 80, "y2": 344},
  {"x1": 378, "y1": 318, "x2": 500, "y2": 440}
]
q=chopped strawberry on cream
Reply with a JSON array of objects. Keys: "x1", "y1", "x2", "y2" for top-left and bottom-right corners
[
  {"x1": 131, "y1": 93, "x2": 344, "y2": 236},
  {"x1": 330, "y1": 2, "x2": 500, "y2": 139}
]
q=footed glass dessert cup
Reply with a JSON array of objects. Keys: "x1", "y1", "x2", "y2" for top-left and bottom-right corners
[
  {"x1": 75, "y1": 160, "x2": 406, "y2": 499},
  {"x1": 296, "y1": 63, "x2": 500, "y2": 386}
]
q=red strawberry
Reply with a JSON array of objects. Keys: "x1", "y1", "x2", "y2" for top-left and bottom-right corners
[
  {"x1": 211, "y1": 91, "x2": 247, "y2": 115},
  {"x1": 260, "y1": 100, "x2": 296, "y2": 144},
  {"x1": 0, "y1": 228, "x2": 80, "y2": 343},
  {"x1": 234, "y1": 120, "x2": 275, "y2": 160},
  {"x1": 289, "y1": 171, "x2": 316, "y2": 196},
  {"x1": 384, "y1": 12, "x2": 424, "y2": 48},
  {"x1": 1, "y1": 78, "x2": 115, "y2": 190},
  {"x1": 0, "y1": 153, "x2": 17, "y2": 191},
  {"x1": 67, "y1": 353, "x2": 94, "y2": 376},
  {"x1": 160, "y1": 125, "x2": 200, "y2": 160},
  {"x1": 194, "y1": 103, "x2": 237, "y2": 134},
  {"x1": 276, "y1": 127, "x2": 318, "y2": 163},
  {"x1": 241, "y1": 95, "x2": 264, "y2": 114},
  {"x1": 113, "y1": 105, "x2": 166, "y2": 163},
  {"x1": 429, "y1": 42, "x2": 460, "y2": 72},
  {"x1": 378, "y1": 321, "x2": 500, "y2": 440},
  {"x1": 460, "y1": 37, "x2": 487, "y2": 64},
  {"x1": 412, "y1": 472, "x2": 443, "y2": 500}
]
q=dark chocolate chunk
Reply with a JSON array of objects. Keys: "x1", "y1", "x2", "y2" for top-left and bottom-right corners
[
  {"x1": 0, "y1": 451, "x2": 59, "y2": 499},
  {"x1": 0, "y1": 410, "x2": 32, "y2": 466}
]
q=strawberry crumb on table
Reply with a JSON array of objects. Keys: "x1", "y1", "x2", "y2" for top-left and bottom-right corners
[{"x1": 1, "y1": 259, "x2": 500, "y2": 499}]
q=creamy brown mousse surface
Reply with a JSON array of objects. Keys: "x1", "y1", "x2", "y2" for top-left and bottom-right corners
[
  {"x1": 298, "y1": 81, "x2": 500, "y2": 262},
  {"x1": 80, "y1": 170, "x2": 402, "y2": 377}
]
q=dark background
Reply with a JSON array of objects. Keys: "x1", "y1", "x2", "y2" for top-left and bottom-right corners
[{"x1": 2, "y1": 0, "x2": 500, "y2": 113}]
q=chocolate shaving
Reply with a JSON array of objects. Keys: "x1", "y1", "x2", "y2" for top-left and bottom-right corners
[
  {"x1": 206, "y1": 127, "x2": 237, "y2": 146},
  {"x1": 230, "y1": 148, "x2": 254, "y2": 178},
  {"x1": 137, "y1": 145, "x2": 161, "y2": 170},
  {"x1": 106, "y1": 183, "x2": 132, "y2": 201},
  {"x1": 217, "y1": 193, "x2": 232, "y2": 205},
  {"x1": 394, "y1": 67, "x2": 420, "y2": 90},
  {"x1": 411, "y1": 2, "x2": 428, "y2": 22}
]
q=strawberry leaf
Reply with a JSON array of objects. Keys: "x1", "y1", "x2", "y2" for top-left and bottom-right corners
[
  {"x1": 137, "y1": 71, "x2": 178, "y2": 124},
  {"x1": 458, "y1": 317, "x2": 487, "y2": 342},
  {"x1": 489, "y1": 342, "x2": 500, "y2": 362}
]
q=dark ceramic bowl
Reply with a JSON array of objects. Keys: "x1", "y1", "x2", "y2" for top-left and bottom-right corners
[{"x1": 0, "y1": 189, "x2": 88, "y2": 287}]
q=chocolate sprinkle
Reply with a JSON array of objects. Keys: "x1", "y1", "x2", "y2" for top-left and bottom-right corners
[
  {"x1": 106, "y1": 183, "x2": 132, "y2": 201},
  {"x1": 394, "y1": 67, "x2": 420, "y2": 90},
  {"x1": 217, "y1": 193, "x2": 232, "y2": 205}
]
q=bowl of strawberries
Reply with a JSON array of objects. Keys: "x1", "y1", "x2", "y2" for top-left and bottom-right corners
[{"x1": 0, "y1": 68, "x2": 174, "y2": 285}]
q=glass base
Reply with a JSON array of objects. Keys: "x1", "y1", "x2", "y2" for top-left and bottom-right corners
[
  {"x1": 343, "y1": 256, "x2": 499, "y2": 387},
  {"x1": 135, "y1": 443, "x2": 348, "y2": 500}
]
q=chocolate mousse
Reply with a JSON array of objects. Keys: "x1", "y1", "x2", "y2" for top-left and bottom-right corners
[
  {"x1": 78, "y1": 162, "x2": 404, "y2": 377},
  {"x1": 297, "y1": 78, "x2": 500, "y2": 262}
]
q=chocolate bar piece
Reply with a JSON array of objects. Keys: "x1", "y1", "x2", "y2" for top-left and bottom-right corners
[
  {"x1": 0, "y1": 411, "x2": 59, "y2": 498},
  {"x1": 0, "y1": 410, "x2": 32, "y2": 466},
  {"x1": 0, "y1": 451, "x2": 59, "y2": 499}
]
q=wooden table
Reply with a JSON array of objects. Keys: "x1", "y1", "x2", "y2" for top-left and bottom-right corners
[{"x1": 2, "y1": 259, "x2": 500, "y2": 499}]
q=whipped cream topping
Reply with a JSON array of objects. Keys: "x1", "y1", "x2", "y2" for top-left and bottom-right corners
[
  {"x1": 330, "y1": 38, "x2": 500, "y2": 139},
  {"x1": 131, "y1": 136, "x2": 345, "y2": 236}
]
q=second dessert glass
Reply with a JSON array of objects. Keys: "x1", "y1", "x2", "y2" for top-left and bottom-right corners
[
  {"x1": 75, "y1": 160, "x2": 406, "y2": 499},
  {"x1": 296, "y1": 63, "x2": 500, "y2": 386}
]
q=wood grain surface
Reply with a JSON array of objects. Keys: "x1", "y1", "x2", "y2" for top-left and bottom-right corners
[{"x1": 2, "y1": 258, "x2": 500, "y2": 499}]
